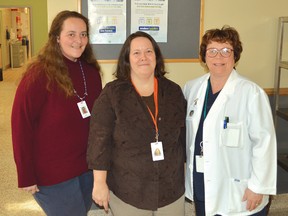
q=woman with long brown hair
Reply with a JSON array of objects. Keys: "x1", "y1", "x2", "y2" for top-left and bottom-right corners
[{"x1": 11, "y1": 10, "x2": 102, "y2": 216}]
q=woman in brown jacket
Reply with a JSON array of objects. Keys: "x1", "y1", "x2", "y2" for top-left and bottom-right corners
[{"x1": 87, "y1": 31, "x2": 186, "y2": 216}]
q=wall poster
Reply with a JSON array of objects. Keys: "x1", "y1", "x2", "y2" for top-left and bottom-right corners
[
  {"x1": 131, "y1": 0, "x2": 168, "y2": 42},
  {"x1": 87, "y1": 0, "x2": 126, "y2": 44}
]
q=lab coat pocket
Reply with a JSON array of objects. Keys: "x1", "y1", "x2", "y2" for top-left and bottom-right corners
[
  {"x1": 221, "y1": 122, "x2": 243, "y2": 148},
  {"x1": 227, "y1": 178, "x2": 247, "y2": 213}
]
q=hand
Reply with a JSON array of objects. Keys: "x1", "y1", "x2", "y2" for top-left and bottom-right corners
[
  {"x1": 92, "y1": 181, "x2": 110, "y2": 212},
  {"x1": 21, "y1": 185, "x2": 39, "y2": 194},
  {"x1": 242, "y1": 188, "x2": 263, "y2": 211}
]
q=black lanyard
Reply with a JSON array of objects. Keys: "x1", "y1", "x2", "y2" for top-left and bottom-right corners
[{"x1": 203, "y1": 79, "x2": 211, "y2": 120}]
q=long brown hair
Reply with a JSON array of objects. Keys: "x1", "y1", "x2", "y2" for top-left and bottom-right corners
[{"x1": 23, "y1": 10, "x2": 100, "y2": 96}]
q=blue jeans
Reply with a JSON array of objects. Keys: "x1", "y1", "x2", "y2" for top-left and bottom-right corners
[{"x1": 33, "y1": 171, "x2": 93, "y2": 216}]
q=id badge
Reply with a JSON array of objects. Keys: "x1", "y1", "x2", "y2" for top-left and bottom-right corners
[
  {"x1": 196, "y1": 155, "x2": 204, "y2": 173},
  {"x1": 77, "y1": 101, "x2": 91, "y2": 119},
  {"x1": 151, "y1": 141, "x2": 164, "y2": 161}
]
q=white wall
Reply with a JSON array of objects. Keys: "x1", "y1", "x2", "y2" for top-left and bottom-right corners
[
  {"x1": 47, "y1": 0, "x2": 79, "y2": 30},
  {"x1": 204, "y1": 0, "x2": 288, "y2": 89},
  {"x1": 47, "y1": 0, "x2": 288, "y2": 89}
]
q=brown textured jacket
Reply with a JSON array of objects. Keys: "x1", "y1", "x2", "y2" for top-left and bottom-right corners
[{"x1": 87, "y1": 77, "x2": 186, "y2": 210}]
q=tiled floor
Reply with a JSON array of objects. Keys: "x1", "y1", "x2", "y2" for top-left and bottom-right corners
[{"x1": 0, "y1": 67, "x2": 287, "y2": 216}]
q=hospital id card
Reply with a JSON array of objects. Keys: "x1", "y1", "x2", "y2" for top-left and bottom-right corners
[
  {"x1": 196, "y1": 155, "x2": 204, "y2": 173},
  {"x1": 77, "y1": 101, "x2": 91, "y2": 119},
  {"x1": 151, "y1": 141, "x2": 164, "y2": 161}
]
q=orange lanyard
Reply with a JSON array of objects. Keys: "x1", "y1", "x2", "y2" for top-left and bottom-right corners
[{"x1": 132, "y1": 77, "x2": 159, "y2": 141}]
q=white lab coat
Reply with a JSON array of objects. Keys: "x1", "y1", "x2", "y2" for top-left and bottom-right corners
[{"x1": 183, "y1": 70, "x2": 277, "y2": 216}]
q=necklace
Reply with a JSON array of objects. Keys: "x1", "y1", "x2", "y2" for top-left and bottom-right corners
[{"x1": 73, "y1": 60, "x2": 88, "y2": 101}]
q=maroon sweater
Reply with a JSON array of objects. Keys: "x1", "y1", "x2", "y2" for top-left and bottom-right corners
[{"x1": 11, "y1": 57, "x2": 102, "y2": 187}]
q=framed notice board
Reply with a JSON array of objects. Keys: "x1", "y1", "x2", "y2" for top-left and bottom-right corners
[{"x1": 78, "y1": 0, "x2": 203, "y2": 62}]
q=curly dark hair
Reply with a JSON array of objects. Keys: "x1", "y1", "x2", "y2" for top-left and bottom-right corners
[
  {"x1": 114, "y1": 31, "x2": 166, "y2": 80},
  {"x1": 199, "y1": 25, "x2": 243, "y2": 64}
]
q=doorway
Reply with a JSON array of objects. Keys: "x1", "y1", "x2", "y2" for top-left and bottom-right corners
[{"x1": 0, "y1": 7, "x2": 31, "y2": 70}]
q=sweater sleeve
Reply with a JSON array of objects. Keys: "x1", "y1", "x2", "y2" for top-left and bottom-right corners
[{"x1": 11, "y1": 73, "x2": 47, "y2": 187}]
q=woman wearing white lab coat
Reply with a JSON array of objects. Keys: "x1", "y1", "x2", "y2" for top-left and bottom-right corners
[{"x1": 183, "y1": 26, "x2": 277, "y2": 216}]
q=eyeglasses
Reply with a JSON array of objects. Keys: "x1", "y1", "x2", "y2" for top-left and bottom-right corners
[{"x1": 206, "y1": 48, "x2": 234, "y2": 58}]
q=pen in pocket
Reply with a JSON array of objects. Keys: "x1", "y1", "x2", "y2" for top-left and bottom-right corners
[{"x1": 223, "y1": 116, "x2": 229, "y2": 129}]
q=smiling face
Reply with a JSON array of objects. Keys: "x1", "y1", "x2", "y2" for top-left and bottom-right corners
[
  {"x1": 57, "y1": 17, "x2": 88, "y2": 61},
  {"x1": 205, "y1": 41, "x2": 235, "y2": 78},
  {"x1": 129, "y1": 37, "x2": 156, "y2": 81}
]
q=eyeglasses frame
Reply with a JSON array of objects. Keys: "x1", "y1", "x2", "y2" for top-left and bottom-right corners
[{"x1": 206, "y1": 47, "x2": 234, "y2": 58}]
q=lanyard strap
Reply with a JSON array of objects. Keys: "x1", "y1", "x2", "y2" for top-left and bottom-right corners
[
  {"x1": 203, "y1": 78, "x2": 211, "y2": 120},
  {"x1": 132, "y1": 77, "x2": 159, "y2": 141}
]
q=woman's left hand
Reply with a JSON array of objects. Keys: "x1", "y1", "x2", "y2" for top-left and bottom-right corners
[
  {"x1": 242, "y1": 188, "x2": 263, "y2": 211},
  {"x1": 21, "y1": 185, "x2": 39, "y2": 194}
]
